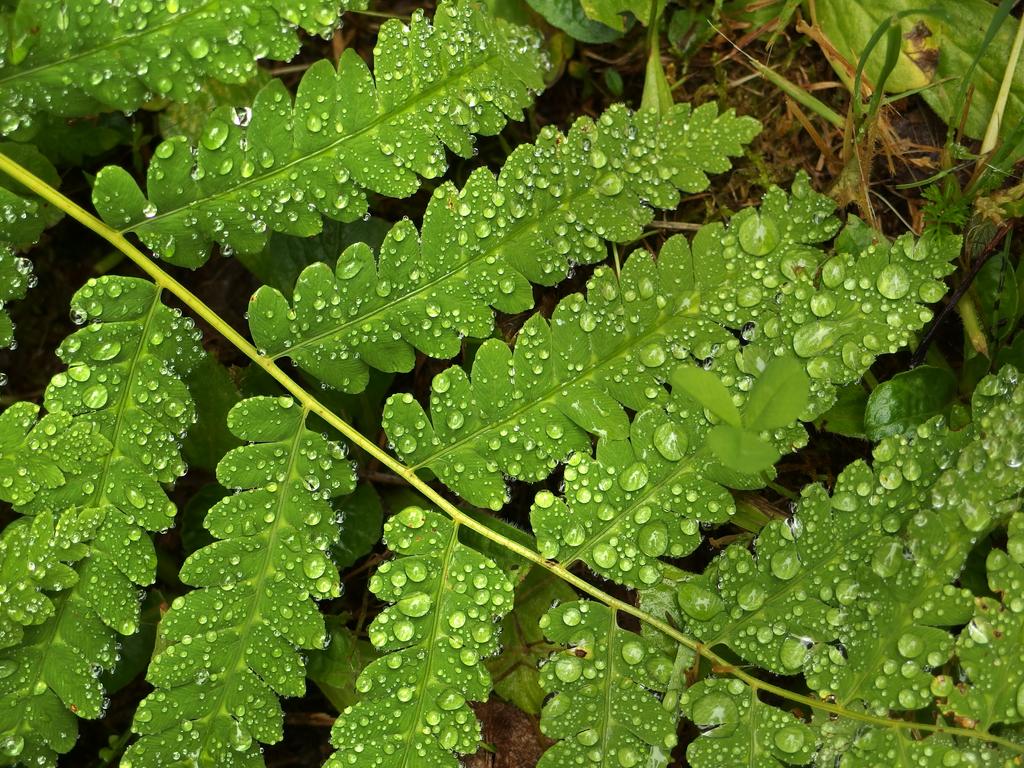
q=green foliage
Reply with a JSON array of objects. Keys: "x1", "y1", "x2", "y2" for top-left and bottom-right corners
[
  {"x1": 383, "y1": 180, "x2": 959, "y2": 510},
  {"x1": 248, "y1": 102, "x2": 759, "y2": 393},
  {"x1": 0, "y1": 276, "x2": 201, "y2": 766},
  {"x1": 0, "y1": 2, "x2": 1021, "y2": 765},
  {"x1": 124, "y1": 396, "x2": 355, "y2": 768},
  {"x1": 0, "y1": 0, "x2": 367, "y2": 135},
  {"x1": 91, "y1": 0, "x2": 547, "y2": 267},
  {"x1": 668, "y1": 366, "x2": 1024, "y2": 764},
  {"x1": 864, "y1": 364, "x2": 958, "y2": 439},
  {"x1": 326, "y1": 506, "x2": 513, "y2": 768},
  {"x1": 537, "y1": 601, "x2": 678, "y2": 768}
]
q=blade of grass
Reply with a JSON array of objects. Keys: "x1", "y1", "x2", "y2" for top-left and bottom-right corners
[{"x1": 980, "y1": 4, "x2": 1024, "y2": 154}]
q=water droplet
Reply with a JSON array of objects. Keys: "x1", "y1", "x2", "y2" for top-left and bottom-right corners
[
  {"x1": 773, "y1": 725, "x2": 805, "y2": 754},
  {"x1": 554, "y1": 655, "x2": 583, "y2": 683},
  {"x1": 876, "y1": 263, "x2": 910, "y2": 300},
  {"x1": 652, "y1": 422, "x2": 687, "y2": 461},
  {"x1": 83, "y1": 384, "x2": 109, "y2": 409},
  {"x1": 618, "y1": 462, "x2": 649, "y2": 492},
  {"x1": 637, "y1": 522, "x2": 668, "y2": 557},
  {"x1": 738, "y1": 212, "x2": 780, "y2": 256},
  {"x1": 397, "y1": 592, "x2": 431, "y2": 617},
  {"x1": 677, "y1": 582, "x2": 723, "y2": 621}
]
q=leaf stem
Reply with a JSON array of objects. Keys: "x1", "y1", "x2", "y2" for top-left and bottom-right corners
[{"x1": 1, "y1": 150, "x2": 1021, "y2": 754}]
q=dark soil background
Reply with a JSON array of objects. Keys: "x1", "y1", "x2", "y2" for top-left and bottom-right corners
[{"x1": 0, "y1": 2, "x2": 1016, "y2": 766}]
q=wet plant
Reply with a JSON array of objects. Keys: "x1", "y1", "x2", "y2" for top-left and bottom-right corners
[{"x1": 0, "y1": 2, "x2": 1022, "y2": 767}]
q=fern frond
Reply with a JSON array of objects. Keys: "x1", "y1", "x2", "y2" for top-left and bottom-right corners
[
  {"x1": 326, "y1": 506, "x2": 513, "y2": 767},
  {"x1": 536, "y1": 600, "x2": 678, "y2": 768},
  {"x1": 0, "y1": 276, "x2": 200, "y2": 766},
  {"x1": 0, "y1": 0, "x2": 366, "y2": 134},
  {"x1": 680, "y1": 679, "x2": 815, "y2": 767},
  {"x1": 91, "y1": 0, "x2": 546, "y2": 267},
  {"x1": 383, "y1": 180, "x2": 960, "y2": 509},
  {"x1": 124, "y1": 396, "x2": 356, "y2": 768},
  {"x1": 669, "y1": 366, "x2": 1023, "y2": 766},
  {"x1": 248, "y1": 102, "x2": 759, "y2": 393}
]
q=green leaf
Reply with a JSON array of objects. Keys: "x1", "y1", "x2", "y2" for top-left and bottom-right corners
[
  {"x1": 248, "y1": 102, "x2": 760, "y2": 394},
  {"x1": 864, "y1": 365, "x2": 958, "y2": 440},
  {"x1": 742, "y1": 355, "x2": 810, "y2": 431},
  {"x1": 333, "y1": 483, "x2": 383, "y2": 571},
  {"x1": 0, "y1": 276, "x2": 202, "y2": 766},
  {"x1": 124, "y1": 396, "x2": 357, "y2": 768},
  {"x1": 157, "y1": 74, "x2": 271, "y2": 144},
  {"x1": 487, "y1": 567, "x2": 576, "y2": 715},
  {"x1": 537, "y1": 601, "x2": 678, "y2": 767},
  {"x1": 92, "y1": 1, "x2": 547, "y2": 267},
  {"x1": 641, "y1": 44, "x2": 673, "y2": 115},
  {"x1": 681, "y1": 679, "x2": 815, "y2": 767},
  {"x1": 675, "y1": 366, "x2": 1024, "y2": 719},
  {"x1": 0, "y1": 0, "x2": 366, "y2": 134},
  {"x1": 525, "y1": 0, "x2": 623, "y2": 42},
  {"x1": 1009, "y1": 510, "x2": 1024, "y2": 565},
  {"x1": 237, "y1": 217, "x2": 391, "y2": 294},
  {"x1": 976, "y1": 254, "x2": 1020, "y2": 342},
  {"x1": 307, "y1": 616, "x2": 379, "y2": 714},
  {"x1": 671, "y1": 366, "x2": 741, "y2": 427},
  {"x1": 706, "y1": 424, "x2": 780, "y2": 473},
  {"x1": 815, "y1": 382, "x2": 868, "y2": 438},
  {"x1": 813, "y1": 0, "x2": 1024, "y2": 139},
  {"x1": 181, "y1": 353, "x2": 241, "y2": 472},
  {"x1": 817, "y1": 724, "x2": 1018, "y2": 768},
  {"x1": 581, "y1": 0, "x2": 664, "y2": 28},
  {"x1": 327, "y1": 506, "x2": 514, "y2": 767}
]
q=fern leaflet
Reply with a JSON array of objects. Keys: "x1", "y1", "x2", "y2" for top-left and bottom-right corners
[
  {"x1": 124, "y1": 396, "x2": 356, "y2": 768},
  {"x1": 0, "y1": 0, "x2": 366, "y2": 134},
  {"x1": 0, "y1": 403, "x2": 103, "y2": 650},
  {"x1": 680, "y1": 679, "x2": 815, "y2": 767},
  {"x1": 537, "y1": 601, "x2": 678, "y2": 768},
  {"x1": 0, "y1": 276, "x2": 200, "y2": 766},
  {"x1": 326, "y1": 506, "x2": 513, "y2": 768},
  {"x1": 91, "y1": 0, "x2": 546, "y2": 267},
  {"x1": 248, "y1": 102, "x2": 759, "y2": 393},
  {"x1": 383, "y1": 179, "x2": 959, "y2": 509}
]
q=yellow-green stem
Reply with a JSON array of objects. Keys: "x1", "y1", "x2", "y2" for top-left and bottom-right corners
[{"x1": 1, "y1": 151, "x2": 1021, "y2": 753}]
